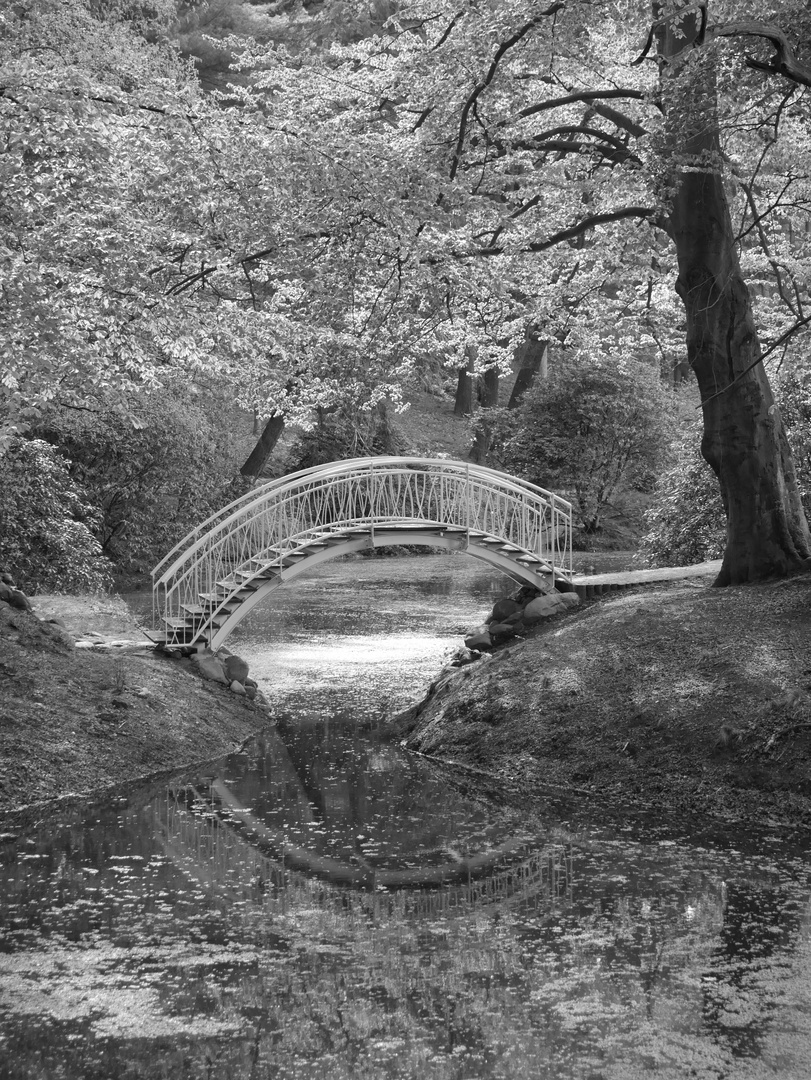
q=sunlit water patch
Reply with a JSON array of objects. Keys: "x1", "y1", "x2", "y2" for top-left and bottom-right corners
[{"x1": 2, "y1": 555, "x2": 811, "y2": 1079}]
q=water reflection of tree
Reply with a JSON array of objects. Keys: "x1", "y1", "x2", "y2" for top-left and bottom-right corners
[{"x1": 701, "y1": 878, "x2": 804, "y2": 1063}]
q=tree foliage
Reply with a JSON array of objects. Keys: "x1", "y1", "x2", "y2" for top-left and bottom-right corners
[
  {"x1": 34, "y1": 383, "x2": 254, "y2": 572},
  {"x1": 0, "y1": 439, "x2": 113, "y2": 593},
  {"x1": 5, "y1": 0, "x2": 811, "y2": 584}
]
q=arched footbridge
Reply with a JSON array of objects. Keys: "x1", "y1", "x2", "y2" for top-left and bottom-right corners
[{"x1": 150, "y1": 456, "x2": 573, "y2": 650}]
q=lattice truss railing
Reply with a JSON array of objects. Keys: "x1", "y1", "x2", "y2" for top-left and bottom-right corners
[{"x1": 152, "y1": 456, "x2": 572, "y2": 645}]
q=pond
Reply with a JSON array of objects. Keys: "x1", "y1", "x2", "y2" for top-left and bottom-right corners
[{"x1": 1, "y1": 554, "x2": 810, "y2": 1079}]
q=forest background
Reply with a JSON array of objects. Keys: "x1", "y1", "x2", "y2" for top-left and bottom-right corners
[{"x1": 3, "y1": 0, "x2": 811, "y2": 594}]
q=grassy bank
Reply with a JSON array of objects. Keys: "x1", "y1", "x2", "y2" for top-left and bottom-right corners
[
  {"x1": 390, "y1": 572, "x2": 811, "y2": 829},
  {"x1": 0, "y1": 594, "x2": 266, "y2": 827}
]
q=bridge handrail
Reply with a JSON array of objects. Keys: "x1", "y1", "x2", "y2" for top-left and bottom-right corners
[{"x1": 152, "y1": 456, "x2": 572, "y2": 587}]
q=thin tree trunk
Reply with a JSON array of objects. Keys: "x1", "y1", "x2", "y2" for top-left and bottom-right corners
[
  {"x1": 454, "y1": 344, "x2": 476, "y2": 416},
  {"x1": 470, "y1": 363, "x2": 499, "y2": 464},
  {"x1": 480, "y1": 365, "x2": 499, "y2": 408},
  {"x1": 657, "y1": 4, "x2": 810, "y2": 584},
  {"x1": 240, "y1": 412, "x2": 285, "y2": 477},
  {"x1": 508, "y1": 337, "x2": 547, "y2": 408}
]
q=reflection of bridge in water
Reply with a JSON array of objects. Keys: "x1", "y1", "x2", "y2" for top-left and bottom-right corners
[{"x1": 154, "y1": 787, "x2": 574, "y2": 922}]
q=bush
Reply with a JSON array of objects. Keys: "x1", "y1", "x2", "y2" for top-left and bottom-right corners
[
  {"x1": 776, "y1": 368, "x2": 811, "y2": 514},
  {"x1": 35, "y1": 383, "x2": 254, "y2": 574},
  {"x1": 638, "y1": 426, "x2": 726, "y2": 567},
  {"x1": 486, "y1": 356, "x2": 675, "y2": 533},
  {"x1": 0, "y1": 439, "x2": 113, "y2": 593},
  {"x1": 640, "y1": 374, "x2": 811, "y2": 568}
]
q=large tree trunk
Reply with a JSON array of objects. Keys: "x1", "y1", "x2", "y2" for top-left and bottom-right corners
[{"x1": 658, "y1": 5, "x2": 810, "y2": 584}]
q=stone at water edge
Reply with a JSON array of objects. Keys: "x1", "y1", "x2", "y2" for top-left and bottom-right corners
[
  {"x1": 490, "y1": 598, "x2": 521, "y2": 622},
  {"x1": 223, "y1": 654, "x2": 250, "y2": 684},
  {"x1": 558, "y1": 592, "x2": 580, "y2": 608},
  {"x1": 193, "y1": 651, "x2": 229, "y2": 684},
  {"x1": 522, "y1": 593, "x2": 568, "y2": 622},
  {"x1": 488, "y1": 621, "x2": 516, "y2": 642},
  {"x1": 464, "y1": 631, "x2": 493, "y2": 651},
  {"x1": 0, "y1": 582, "x2": 32, "y2": 612},
  {"x1": 230, "y1": 680, "x2": 247, "y2": 696}
]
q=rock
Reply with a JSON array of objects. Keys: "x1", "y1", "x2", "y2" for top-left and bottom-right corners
[
  {"x1": 0, "y1": 582, "x2": 32, "y2": 612},
  {"x1": 244, "y1": 678, "x2": 257, "y2": 689},
  {"x1": 504, "y1": 609, "x2": 525, "y2": 625},
  {"x1": 464, "y1": 631, "x2": 492, "y2": 651},
  {"x1": 488, "y1": 621, "x2": 516, "y2": 642},
  {"x1": 229, "y1": 680, "x2": 247, "y2": 695},
  {"x1": 523, "y1": 593, "x2": 568, "y2": 623},
  {"x1": 245, "y1": 685, "x2": 257, "y2": 700},
  {"x1": 223, "y1": 654, "x2": 250, "y2": 684},
  {"x1": 558, "y1": 592, "x2": 580, "y2": 608},
  {"x1": 490, "y1": 598, "x2": 520, "y2": 622},
  {"x1": 0, "y1": 572, "x2": 16, "y2": 586},
  {"x1": 194, "y1": 651, "x2": 229, "y2": 684}
]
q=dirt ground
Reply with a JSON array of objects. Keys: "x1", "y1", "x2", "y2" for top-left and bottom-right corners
[
  {"x1": 390, "y1": 570, "x2": 811, "y2": 831},
  {"x1": 2, "y1": 572, "x2": 811, "y2": 834},
  {"x1": 0, "y1": 593, "x2": 267, "y2": 829}
]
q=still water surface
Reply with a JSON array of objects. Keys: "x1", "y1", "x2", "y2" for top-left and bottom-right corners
[{"x1": 1, "y1": 555, "x2": 810, "y2": 1079}]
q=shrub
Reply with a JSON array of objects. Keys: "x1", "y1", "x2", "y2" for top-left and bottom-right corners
[
  {"x1": 638, "y1": 426, "x2": 726, "y2": 566},
  {"x1": 486, "y1": 356, "x2": 675, "y2": 533},
  {"x1": 0, "y1": 439, "x2": 113, "y2": 593},
  {"x1": 35, "y1": 383, "x2": 253, "y2": 574},
  {"x1": 640, "y1": 374, "x2": 811, "y2": 568}
]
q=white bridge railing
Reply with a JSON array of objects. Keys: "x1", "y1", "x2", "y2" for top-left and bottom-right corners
[{"x1": 152, "y1": 456, "x2": 572, "y2": 648}]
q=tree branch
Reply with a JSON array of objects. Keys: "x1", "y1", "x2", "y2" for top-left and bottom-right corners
[
  {"x1": 711, "y1": 22, "x2": 811, "y2": 87},
  {"x1": 698, "y1": 312, "x2": 811, "y2": 409},
  {"x1": 450, "y1": 3, "x2": 565, "y2": 181},
  {"x1": 473, "y1": 205, "x2": 657, "y2": 256},
  {"x1": 516, "y1": 88, "x2": 646, "y2": 124}
]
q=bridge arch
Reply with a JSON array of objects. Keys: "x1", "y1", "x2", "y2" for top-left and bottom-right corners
[{"x1": 151, "y1": 456, "x2": 572, "y2": 650}]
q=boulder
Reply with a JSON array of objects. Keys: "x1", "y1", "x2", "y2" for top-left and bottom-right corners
[
  {"x1": 0, "y1": 582, "x2": 31, "y2": 612},
  {"x1": 223, "y1": 653, "x2": 250, "y2": 684},
  {"x1": 464, "y1": 631, "x2": 492, "y2": 651},
  {"x1": 488, "y1": 621, "x2": 516, "y2": 642},
  {"x1": 558, "y1": 592, "x2": 581, "y2": 608},
  {"x1": 193, "y1": 651, "x2": 229, "y2": 684},
  {"x1": 505, "y1": 609, "x2": 525, "y2": 625},
  {"x1": 522, "y1": 593, "x2": 567, "y2": 623},
  {"x1": 229, "y1": 680, "x2": 247, "y2": 696},
  {"x1": 490, "y1": 598, "x2": 520, "y2": 622},
  {"x1": 245, "y1": 685, "x2": 257, "y2": 700}
]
